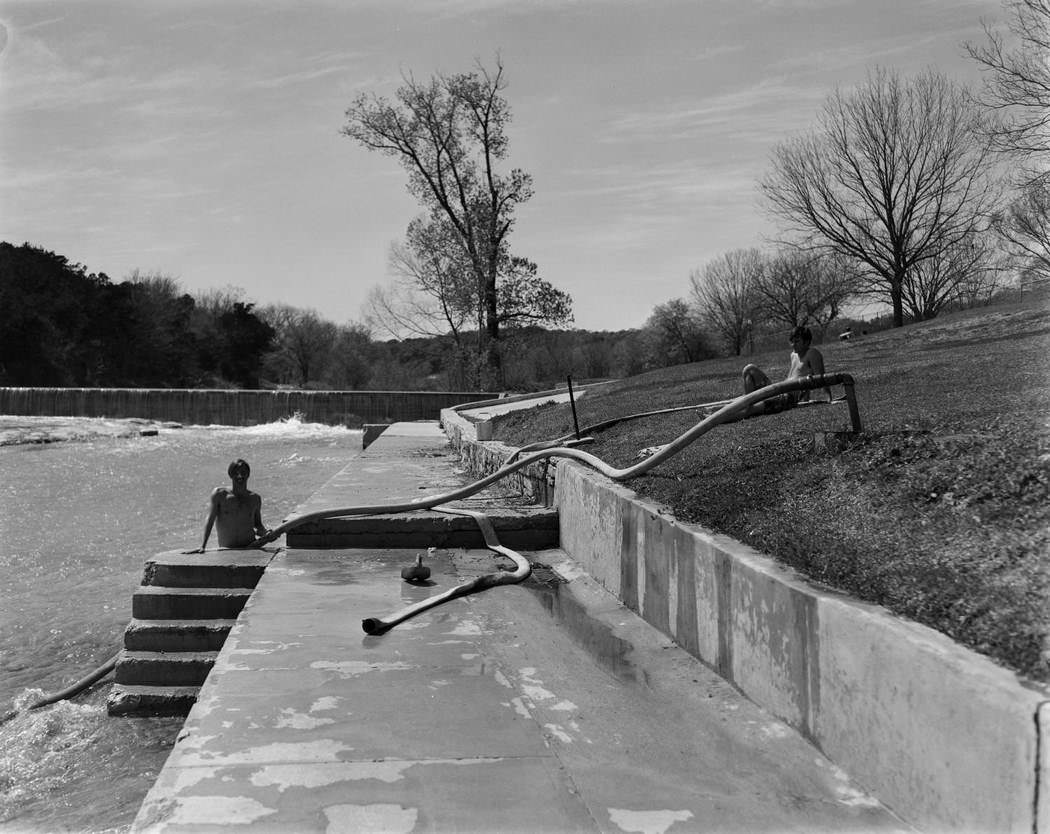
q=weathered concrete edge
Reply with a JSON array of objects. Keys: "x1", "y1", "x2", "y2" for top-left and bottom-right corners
[{"x1": 441, "y1": 406, "x2": 1049, "y2": 834}]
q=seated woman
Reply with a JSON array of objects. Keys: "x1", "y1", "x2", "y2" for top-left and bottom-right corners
[{"x1": 741, "y1": 325, "x2": 831, "y2": 414}]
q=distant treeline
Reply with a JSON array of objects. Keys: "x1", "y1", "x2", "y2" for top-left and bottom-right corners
[
  {"x1": 1, "y1": 242, "x2": 928, "y2": 393},
  {"x1": 0, "y1": 242, "x2": 650, "y2": 391}
]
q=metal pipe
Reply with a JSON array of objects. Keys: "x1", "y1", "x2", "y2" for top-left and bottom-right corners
[{"x1": 567, "y1": 375, "x2": 581, "y2": 440}]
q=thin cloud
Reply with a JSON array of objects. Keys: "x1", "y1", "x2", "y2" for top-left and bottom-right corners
[{"x1": 601, "y1": 80, "x2": 826, "y2": 145}]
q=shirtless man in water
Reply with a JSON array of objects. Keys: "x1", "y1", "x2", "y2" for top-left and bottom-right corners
[
  {"x1": 741, "y1": 325, "x2": 832, "y2": 414},
  {"x1": 185, "y1": 459, "x2": 269, "y2": 552}
]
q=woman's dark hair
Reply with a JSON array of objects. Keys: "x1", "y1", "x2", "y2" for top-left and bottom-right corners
[
  {"x1": 228, "y1": 459, "x2": 251, "y2": 477},
  {"x1": 789, "y1": 325, "x2": 812, "y2": 346}
]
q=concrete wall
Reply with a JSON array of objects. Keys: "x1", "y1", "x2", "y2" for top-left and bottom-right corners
[
  {"x1": 441, "y1": 406, "x2": 1050, "y2": 834},
  {"x1": 0, "y1": 387, "x2": 499, "y2": 427}
]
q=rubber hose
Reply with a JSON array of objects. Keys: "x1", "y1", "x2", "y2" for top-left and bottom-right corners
[
  {"x1": 361, "y1": 506, "x2": 530, "y2": 635},
  {"x1": 254, "y1": 374, "x2": 854, "y2": 547},
  {"x1": 0, "y1": 653, "x2": 119, "y2": 725}
]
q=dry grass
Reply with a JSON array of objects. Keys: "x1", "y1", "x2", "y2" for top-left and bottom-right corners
[{"x1": 496, "y1": 294, "x2": 1050, "y2": 682}]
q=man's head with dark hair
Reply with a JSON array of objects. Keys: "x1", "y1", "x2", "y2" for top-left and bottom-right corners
[
  {"x1": 789, "y1": 325, "x2": 812, "y2": 348},
  {"x1": 228, "y1": 459, "x2": 251, "y2": 479}
]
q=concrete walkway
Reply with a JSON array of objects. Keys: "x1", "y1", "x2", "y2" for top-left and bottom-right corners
[{"x1": 132, "y1": 423, "x2": 907, "y2": 833}]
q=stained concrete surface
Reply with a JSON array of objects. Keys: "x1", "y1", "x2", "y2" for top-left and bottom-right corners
[
  {"x1": 133, "y1": 547, "x2": 907, "y2": 833},
  {"x1": 132, "y1": 422, "x2": 909, "y2": 832}
]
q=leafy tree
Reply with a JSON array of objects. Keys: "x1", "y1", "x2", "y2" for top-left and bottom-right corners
[
  {"x1": 215, "y1": 302, "x2": 275, "y2": 389},
  {"x1": 689, "y1": 248, "x2": 763, "y2": 355},
  {"x1": 260, "y1": 304, "x2": 339, "y2": 387},
  {"x1": 0, "y1": 242, "x2": 115, "y2": 385},
  {"x1": 323, "y1": 323, "x2": 376, "y2": 389},
  {"x1": 761, "y1": 68, "x2": 1001, "y2": 327},
  {"x1": 644, "y1": 298, "x2": 711, "y2": 365},
  {"x1": 119, "y1": 270, "x2": 198, "y2": 386},
  {"x1": 343, "y1": 58, "x2": 571, "y2": 386},
  {"x1": 968, "y1": 0, "x2": 1050, "y2": 186}
]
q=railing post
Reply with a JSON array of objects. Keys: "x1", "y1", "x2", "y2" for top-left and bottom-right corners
[{"x1": 841, "y1": 379, "x2": 862, "y2": 433}]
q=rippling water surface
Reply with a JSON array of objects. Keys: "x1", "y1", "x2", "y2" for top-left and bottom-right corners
[{"x1": 0, "y1": 418, "x2": 362, "y2": 832}]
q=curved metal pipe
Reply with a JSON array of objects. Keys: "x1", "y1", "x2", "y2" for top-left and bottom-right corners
[{"x1": 361, "y1": 507, "x2": 531, "y2": 635}]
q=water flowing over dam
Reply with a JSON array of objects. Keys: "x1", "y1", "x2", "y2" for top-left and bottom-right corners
[{"x1": 0, "y1": 387, "x2": 499, "y2": 427}]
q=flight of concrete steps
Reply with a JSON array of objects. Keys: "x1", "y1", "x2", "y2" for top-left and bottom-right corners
[{"x1": 107, "y1": 550, "x2": 274, "y2": 717}]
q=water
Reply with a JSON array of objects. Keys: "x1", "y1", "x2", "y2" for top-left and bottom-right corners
[{"x1": 0, "y1": 418, "x2": 363, "y2": 833}]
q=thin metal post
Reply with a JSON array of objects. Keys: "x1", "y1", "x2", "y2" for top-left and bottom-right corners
[
  {"x1": 842, "y1": 380, "x2": 862, "y2": 433},
  {"x1": 567, "y1": 375, "x2": 581, "y2": 440}
]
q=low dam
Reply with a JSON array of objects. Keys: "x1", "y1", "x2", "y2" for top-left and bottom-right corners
[{"x1": 0, "y1": 387, "x2": 499, "y2": 427}]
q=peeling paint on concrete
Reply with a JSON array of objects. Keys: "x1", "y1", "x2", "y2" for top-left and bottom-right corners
[
  {"x1": 544, "y1": 723, "x2": 573, "y2": 744},
  {"x1": 814, "y1": 758, "x2": 882, "y2": 808},
  {"x1": 446, "y1": 619, "x2": 483, "y2": 636},
  {"x1": 493, "y1": 670, "x2": 512, "y2": 688},
  {"x1": 759, "y1": 722, "x2": 792, "y2": 740},
  {"x1": 310, "y1": 660, "x2": 413, "y2": 677},
  {"x1": 552, "y1": 559, "x2": 587, "y2": 581},
  {"x1": 508, "y1": 696, "x2": 531, "y2": 719},
  {"x1": 607, "y1": 807, "x2": 694, "y2": 834},
  {"x1": 323, "y1": 802, "x2": 418, "y2": 834},
  {"x1": 310, "y1": 696, "x2": 341, "y2": 711},
  {"x1": 171, "y1": 767, "x2": 221, "y2": 792},
  {"x1": 275, "y1": 707, "x2": 337, "y2": 729},
  {"x1": 249, "y1": 761, "x2": 417, "y2": 790},
  {"x1": 550, "y1": 699, "x2": 578, "y2": 712},
  {"x1": 180, "y1": 739, "x2": 352, "y2": 766},
  {"x1": 519, "y1": 667, "x2": 557, "y2": 703},
  {"x1": 165, "y1": 795, "x2": 277, "y2": 826}
]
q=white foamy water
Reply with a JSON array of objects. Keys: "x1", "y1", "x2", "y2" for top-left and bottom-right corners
[{"x1": 0, "y1": 418, "x2": 362, "y2": 832}]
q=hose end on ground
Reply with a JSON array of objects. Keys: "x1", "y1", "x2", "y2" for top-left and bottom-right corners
[{"x1": 361, "y1": 617, "x2": 386, "y2": 635}]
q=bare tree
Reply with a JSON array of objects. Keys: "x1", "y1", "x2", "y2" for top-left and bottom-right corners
[
  {"x1": 901, "y1": 230, "x2": 1001, "y2": 319},
  {"x1": 761, "y1": 68, "x2": 1002, "y2": 327},
  {"x1": 343, "y1": 58, "x2": 566, "y2": 386},
  {"x1": 753, "y1": 249, "x2": 858, "y2": 335},
  {"x1": 994, "y1": 179, "x2": 1050, "y2": 283},
  {"x1": 689, "y1": 248, "x2": 763, "y2": 355},
  {"x1": 967, "y1": 0, "x2": 1050, "y2": 186}
]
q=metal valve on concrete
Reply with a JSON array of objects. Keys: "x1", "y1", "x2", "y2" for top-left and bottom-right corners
[{"x1": 401, "y1": 550, "x2": 432, "y2": 583}]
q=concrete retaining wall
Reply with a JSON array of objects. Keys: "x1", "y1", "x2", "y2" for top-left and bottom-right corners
[
  {"x1": 0, "y1": 387, "x2": 498, "y2": 427},
  {"x1": 441, "y1": 406, "x2": 1050, "y2": 834}
]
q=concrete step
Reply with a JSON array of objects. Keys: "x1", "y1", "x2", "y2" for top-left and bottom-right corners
[
  {"x1": 123, "y1": 618, "x2": 237, "y2": 652},
  {"x1": 142, "y1": 549, "x2": 273, "y2": 589},
  {"x1": 132, "y1": 586, "x2": 254, "y2": 620},
  {"x1": 114, "y1": 650, "x2": 217, "y2": 687},
  {"x1": 286, "y1": 506, "x2": 559, "y2": 549},
  {"x1": 107, "y1": 684, "x2": 199, "y2": 717}
]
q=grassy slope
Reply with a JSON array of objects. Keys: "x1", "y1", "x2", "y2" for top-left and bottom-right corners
[{"x1": 496, "y1": 294, "x2": 1050, "y2": 682}]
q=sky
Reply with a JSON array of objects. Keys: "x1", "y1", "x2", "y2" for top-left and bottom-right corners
[{"x1": 0, "y1": 0, "x2": 1006, "y2": 332}]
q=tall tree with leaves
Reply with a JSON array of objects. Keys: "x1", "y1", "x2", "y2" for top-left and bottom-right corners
[
  {"x1": 645, "y1": 298, "x2": 710, "y2": 366},
  {"x1": 344, "y1": 59, "x2": 569, "y2": 386},
  {"x1": 761, "y1": 68, "x2": 1001, "y2": 327}
]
